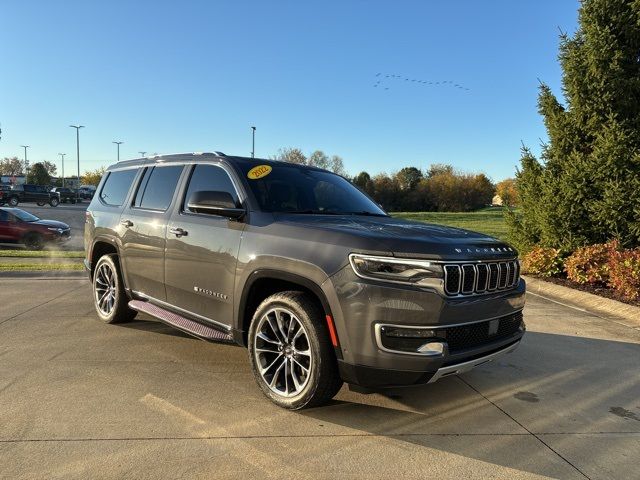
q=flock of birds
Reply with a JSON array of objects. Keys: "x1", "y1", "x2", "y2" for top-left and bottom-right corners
[{"x1": 373, "y1": 73, "x2": 470, "y2": 91}]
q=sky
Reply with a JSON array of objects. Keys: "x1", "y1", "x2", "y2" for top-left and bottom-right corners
[{"x1": 1, "y1": 0, "x2": 580, "y2": 181}]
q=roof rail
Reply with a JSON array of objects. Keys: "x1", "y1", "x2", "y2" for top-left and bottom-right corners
[{"x1": 212, "y1": 151, "x2": 226, "y2": 156}]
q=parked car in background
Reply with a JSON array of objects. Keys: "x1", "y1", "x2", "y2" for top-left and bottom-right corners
[
  {"x1": 78, "y1": 187, "x2": 95, "y2": 200},
  {"x1": 0, "y1": 207, "x2": 70, "y2": 249},
  {"x1": 51, "y1": 187, "x2": 77, "y2": 204},
  {"x1": 0, "y1": 184, "x2": 59, "y2": 207}
]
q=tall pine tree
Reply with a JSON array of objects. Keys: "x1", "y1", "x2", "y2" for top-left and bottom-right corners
[{"x1": 509, "y1": 0, "x2": 640, "y2": 252}]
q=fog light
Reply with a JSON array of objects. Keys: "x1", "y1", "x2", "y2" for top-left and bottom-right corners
[
  {"x1": 417, "y1": 342, "x2": 445, "y2": 356},
  {"x1": 382, "y1": 327, "x2": 436, "y2": 338}
]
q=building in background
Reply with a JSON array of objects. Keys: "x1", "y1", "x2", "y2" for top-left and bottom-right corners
[{"x1": 0, "y1": 175, "x2": 26, "y2": 186}]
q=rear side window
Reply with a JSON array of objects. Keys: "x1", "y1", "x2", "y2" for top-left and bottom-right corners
[
  {"x1": 100, "y1": 169, "x2": 138, "y2": 206},
  {"x1": 182, "y1": 164, "x2": 239, "y2": 213},
  {"x1": 133, "y1": 165, "x2": 183, "y2": 211}
]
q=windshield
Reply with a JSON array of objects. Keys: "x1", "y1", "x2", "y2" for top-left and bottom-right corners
[
  {"x1": 240, "y1": 164, "x2": 386, "y2": 216},
  {"x1": 13, "y1": 210, "x2": 40, "y2": 222}
]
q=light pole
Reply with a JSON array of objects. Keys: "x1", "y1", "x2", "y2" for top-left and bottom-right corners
[
  {"x1": 113, "y1": 141, "x2": 123, "y2": 162},
  {"x1": 138, "y1": 151, "x2": 146, "y2": 157},
  {"x1": 20, "y1": 145, "x2": 30, "y2": 176},
  {"x1": 251, "y1": 126, "x2": 256, "y2": 158},
  {"x1": 70, "y1": 125, "x2": 84, "y2": 201},
  {"x1": 58, "y1": 153, "x2": 66, "y2": 187}
]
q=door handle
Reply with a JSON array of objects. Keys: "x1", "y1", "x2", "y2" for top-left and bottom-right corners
[
  {"x1": 169, "y1": 227, "x2": 187, "y2": 237},
  {"x1": 120, "y1": 219, "x2": 133, "y2": 227}
]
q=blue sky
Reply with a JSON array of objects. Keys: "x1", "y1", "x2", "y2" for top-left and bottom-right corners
[{"x1": 1, "y1": 0, "x2": 579, "y2": 180}]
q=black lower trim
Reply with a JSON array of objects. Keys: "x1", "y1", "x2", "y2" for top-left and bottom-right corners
[{"x1": 338, "y1": 360, "x2": 438, "y2": 388}]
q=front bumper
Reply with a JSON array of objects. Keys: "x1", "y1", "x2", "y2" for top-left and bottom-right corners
[
  {"x1": 325, "y1": 264, "x2": 526, "y2": 387},
  {"x1": 338, "y1": 338, "x2": 522, "y2": 388}
]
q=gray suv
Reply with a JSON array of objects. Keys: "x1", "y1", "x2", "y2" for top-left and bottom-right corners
[{"x1": 84, "y1": 153, "x2": 525, "y2": 409}]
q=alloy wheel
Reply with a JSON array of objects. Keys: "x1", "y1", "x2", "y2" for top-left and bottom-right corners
[
  {"x1": 94, "y1": 262, "x2": 117, "y2": 316},
  {"x1": 253, "y1": 308, "x2": 312, "y2": 397}
]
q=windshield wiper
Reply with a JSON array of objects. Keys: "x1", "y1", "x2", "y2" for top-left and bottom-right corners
[
  {"x1": 345, "y1": 211, "x2": 388, "y2": 217},
  {"x1": 287, "y1": 210, "x2": 343, "y2": 215}
]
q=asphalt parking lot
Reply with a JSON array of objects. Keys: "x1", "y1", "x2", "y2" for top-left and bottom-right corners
[
  {"x1": 0, "y1": 279, "x2": 638, "y2": 479},
  {"x1": 1, "y1": 203, "x2": 87, "y2": 250}
]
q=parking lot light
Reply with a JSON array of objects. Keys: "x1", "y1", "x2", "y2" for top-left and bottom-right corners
[
  {"x1": 58, "y1": 153, "x2": 66, "y2": 187},
  {"x1": 70, "y1": 125, "x2": 84, "y2": 201},
  {"x1": 20, "y1": 145, "x2": 30, "y2": 175},
  {"x1": 113, "y1": 141, "x2": 123, "y2": 162}
]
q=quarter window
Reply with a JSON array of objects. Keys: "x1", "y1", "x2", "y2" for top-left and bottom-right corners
[
  {"x1": 100, "y1": 169, "x2": 138, "y2": 207},
  {"x1": 183, "y1": 164, "x2": 239, "y2": 213},
  {"x1": 133, "y1": 165, "x2": 183, "y2": 211}
]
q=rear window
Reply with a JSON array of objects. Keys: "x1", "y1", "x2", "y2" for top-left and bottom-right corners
[
  {"x1": 133, "y1": 165, "x2": 183, "y2": 211},
  {"x1": 100, "y1": 169, "x2": 138, "y2": 206}
]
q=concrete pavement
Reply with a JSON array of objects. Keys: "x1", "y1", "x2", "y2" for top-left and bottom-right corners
[{"x1": 0, "y1": 279, "x2": 638, "y2": 479}]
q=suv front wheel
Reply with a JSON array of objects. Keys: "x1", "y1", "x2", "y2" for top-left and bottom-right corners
[
  {"x1": 92, "y1": 254, "x2": 137, "y2": 324},
  {"x1": 248, "y1": 291, "x2": 343, "y2": 409}
]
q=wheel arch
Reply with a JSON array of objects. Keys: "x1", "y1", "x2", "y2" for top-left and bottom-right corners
[
  {"x1": 89, "y1": 237, "x2": 120, "y2": 280},
  {"x1": 236, "y1": 270, "x2": 334, "y2": 348}
]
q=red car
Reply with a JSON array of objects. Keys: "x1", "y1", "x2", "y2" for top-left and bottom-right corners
[{"x1": 0, "y1": 207, "x2": 71, "y2": 250}]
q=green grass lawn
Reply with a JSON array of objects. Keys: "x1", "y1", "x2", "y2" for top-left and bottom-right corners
[
  {"x1": 393, "y1": 207, "x2": 509, "y2": 241},
  {"x1": 0, "y1": 250, "x2": 84, "y2": 258},
  {"x1": 0, "y1": 263, "x2": 84, "y2": 271}
]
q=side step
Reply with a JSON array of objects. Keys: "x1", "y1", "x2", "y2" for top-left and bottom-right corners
[{"x1": 129, "y1": 300, "x2": 234, "y2": 343}]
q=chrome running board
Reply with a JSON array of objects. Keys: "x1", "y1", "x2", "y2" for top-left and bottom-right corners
[{"x1": 129, "y1": 300, "x2": 234, "y2": 343}]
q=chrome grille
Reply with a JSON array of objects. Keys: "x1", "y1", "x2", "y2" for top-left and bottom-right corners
[{"x1": 444, "y1": 260, "x2": 520, "y2": 296}]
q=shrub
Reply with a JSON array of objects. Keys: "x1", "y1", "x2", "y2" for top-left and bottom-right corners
[
  {"x1": 607, "y1": 248, "x2": 640, "y2": 301},
  {"x1": 521, "y1": 247, "x2": 564, "y2": 277},
  {"x1": 564, "y1": 240, "x2": 619, "y2": 285}
]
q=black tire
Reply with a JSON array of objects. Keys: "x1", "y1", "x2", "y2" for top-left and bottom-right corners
[
  {"x1": 9, "y1": 196, "x2": 19, "y2": 207},
  {"x1": 37, "y1": 201, "x2": 46, "y2": 206},
  {"x1": 23, "y1": 232, "x2": 44, "y2": 250},
  {"x1": 248, "y1": 291, "x2": 342, "y2": 409},
  {"x1": 49, "y1": 197, "x2": 59, "y2": 207},
  {"x1": 92, "y1": 254, "x2": 137, "y2": 324}
]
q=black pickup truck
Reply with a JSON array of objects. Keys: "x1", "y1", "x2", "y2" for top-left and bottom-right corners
[
  {"x1": 0, "y1": 184, "x2": 60, "y2": 207},
  {"x1": 51, "y1": 187, "x2": 78, "y2": 204}
]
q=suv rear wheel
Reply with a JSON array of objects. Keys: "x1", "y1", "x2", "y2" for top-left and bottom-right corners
[
  {"x1": 248, "y1": 291, "x2": 342, "y2": 409},
  {"x1": 92, "y1": 254, "x2": 137, "y2": 324},
  {"x1": 8, "y1": 196, "x2": 19, "y2": 207},
  {"x1": 49, "y1": 197, "x2": 59, "y2": 207}
]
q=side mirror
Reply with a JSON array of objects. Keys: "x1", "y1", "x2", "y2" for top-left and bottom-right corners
[{"x1": 187, "y1": 190, "x2": 245, "y2": 219}]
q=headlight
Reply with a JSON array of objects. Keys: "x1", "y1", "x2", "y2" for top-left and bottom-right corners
[
  {"x1": 349, "y1": 254, "x2": 443, "y2": 285},
  {"x1": 47, "y1": 227, "x2": 63, "y2": 233}
]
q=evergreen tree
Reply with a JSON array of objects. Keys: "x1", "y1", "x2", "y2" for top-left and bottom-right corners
[{"x1": 510, "y1": 0, "x2": 640, "y2": 251}]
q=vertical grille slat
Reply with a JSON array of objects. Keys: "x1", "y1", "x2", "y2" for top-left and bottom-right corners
[
  {"x1": 461, "y1": 265, "x2": 476, "y2": 294},
  {"x1": 475, "y1": 264, "x2": 489, "y2": 292},
  {"x1": 498, "y1": 262, "x2": 508, "y2": 289},
  {"x1": 488, "y1": 263, "x2": 499, "y2": 290},
  {"x1": 443, "y1": 259, "x2": 520, "y2": 297},
  {"x1": 444, "y1": 265, "x2": 461, "y2": 295}
]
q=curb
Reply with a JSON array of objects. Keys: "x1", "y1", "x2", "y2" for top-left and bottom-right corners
[
  {"x1": 0, "y1": 270, "x2": 86, "y2": 279},
  {"x1": 523, "y1": 275, "x2": 640, "y2": 329}
]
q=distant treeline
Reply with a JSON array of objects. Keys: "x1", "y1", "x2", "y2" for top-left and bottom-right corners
[
  {"x1": 273, "y1": 148, "x2": 517, "y2": 213},
  {"x1": 352, "y1": 165, "x2": 497, "y2": 212}
]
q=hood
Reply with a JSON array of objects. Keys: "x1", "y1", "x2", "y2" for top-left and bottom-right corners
[
  {"x1": 274, "y1": 214, "x2": 516, "y2": 261},
  {"x1": 32, "y1": 219, "x2": 70, "y2": 230}
]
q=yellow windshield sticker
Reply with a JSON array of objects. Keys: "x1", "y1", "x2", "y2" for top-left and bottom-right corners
[{"x1": 247, "y1": 165, "x2": 272, "y2": 179}]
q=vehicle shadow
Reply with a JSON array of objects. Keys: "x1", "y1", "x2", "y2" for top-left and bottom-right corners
[
  {"x1": 119, "y1": 316, "x2": 195, "y2": 340},
  {"x1": 300, "y1": 331, "x2": 640, "y2": 478}
]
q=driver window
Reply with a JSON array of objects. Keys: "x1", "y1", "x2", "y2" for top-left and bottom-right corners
[{"x1": 183, "y1": 165, "x2": 239, "y2": 213}]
